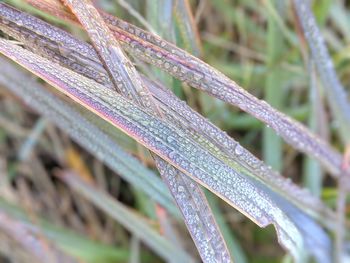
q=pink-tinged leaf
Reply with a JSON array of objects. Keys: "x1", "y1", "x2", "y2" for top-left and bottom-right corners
[
  {"x1": 0, "y1": 57, "x2": 179, "y2": 217},
  {"x1": 61, "y1": 1, "x2": 231, "y2": 261},
  {"x1": 24, "y1": 0, "x2": 343, "y2": 181},
  {"x1": 60, "y1": 0, "x2": 161, "y2": 116},
  {"x1": 0, "y1": 3, "x2": 335, "y2": 226},
  {"x1": 0, "y1": 39, "x2": 332, "y2": 261}
]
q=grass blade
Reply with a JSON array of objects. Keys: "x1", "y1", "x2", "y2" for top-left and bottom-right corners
[
  {"x1": 0, "y1": 198, "x2": 133, "y2": 263},
  {"x1": 293, "y1": 0, "x2": 350, "y2": 145},
  {"x1": 24, "y1": 0, "x2": 344, "y2": 180},
  {"x1": 0, "y1": 57, "x2": 179, "y2": 217},
  {"x1": 0, "y1": 39, "x2": 332, "y2": 261},
  {"x1": 303, "y1": 61, "x2": 326, "y2": 197},
  {"x1": 0, "y1": 3, "x2": 336, "y2": 226},
  {"x1": 61, "y1": 0, "x2": 231, "y2": 261},
  {"x1": 0, "y1": 206, "x2": 77, "y2": 263},
  {"x1": 174, "y1": 0, "x2": 202, "y2": 56},
  {"x1": 145, "y1": 0, "x2": 175, "y2": 89},
  {"x1": 263, "y1": 0, "x2": 284, "y2": 171},
  {"x1": 55, "y1": 170, "x2": 194, "y2": 263},
  {"x1": 17, "y1": 117, "x2": 48, "y2": 162},
  {"x1": 206, "y1": 192, "x2": 248, "y2": 263},
  {"x1": 115, "y1": 0, "x2": 156, "y2": 34}
]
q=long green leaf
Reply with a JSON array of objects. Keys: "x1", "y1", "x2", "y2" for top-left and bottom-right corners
[
  {"x1": 263, "y1": 0, "x2": 284, "y2": 171},
  {"x1": 303, "y1": 61, "x2": 325, "y2": 197},
  {"x1": 173, "y1": 0, "x2": 201, "y2": 56}
]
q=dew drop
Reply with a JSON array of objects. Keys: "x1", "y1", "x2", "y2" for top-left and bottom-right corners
[
  {"x1": 234, "y1": 144, "x2": 243, "y2": 155},
  {"x1": 167, "y1": 135, "x2": 176, "y2": 143}
]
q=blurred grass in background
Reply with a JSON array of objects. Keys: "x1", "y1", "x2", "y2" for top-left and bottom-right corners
[{"x1": 0, "y1": 0, "x2": 349, "y2": 262}]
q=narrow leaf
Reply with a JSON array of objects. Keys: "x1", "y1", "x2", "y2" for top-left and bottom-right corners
[
  {"x1": 61, "y1": 0, "x2": 231, "y2": 261},
  {"x1": 293, "y1": 0, "x2": 350, "y2": 144},
  {"x1": 56, "y1": 170, "x2": 194, "y2": 263},
  {"x1": 60, "y1": 0, "x2": 161, "y2": 116},
  {"x1": 0, "y1": 39, "x2": 332, "y2": 261},
  {"x1": 0, "y1": 57, "x2": 179, "y2": 217},
  {"x1": 0, "y1": 198, "x2": 133, "y2": 263},
  {"x1": 263, "y1": 0, "x2": 284, "y2": 171},
  {"x1": 0, "y1": 206, "x2": 77, "y2": 263},
  {"x1": 0, "y1": 4, "x2": 335, "y2": 225},
  {"x1": 115, "y1": 0, "x2": 156, "y2": 34},
  {"x1": 174, "y1": 0, "x2": 202, "y2": 56},
  {"x1": 25, "y1": 0, "x2": 344, "y2": 178}
]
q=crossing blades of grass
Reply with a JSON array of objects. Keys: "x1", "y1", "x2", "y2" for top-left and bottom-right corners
[
  {"x1": 24, "y1": 0, "x2": 344, "y2": 179},
  {"x1": 0, "y1": 39, "x2": 333, "y2": 262},
  {"x1": 0, "y1": 4, "x2": 335, "y2": 226},
  {"x1": 0, "y1": 57, "x2": 179, "y2": 218},
  {"x1": 61, "y1": 0, "x2": 231, "y2": 261}
]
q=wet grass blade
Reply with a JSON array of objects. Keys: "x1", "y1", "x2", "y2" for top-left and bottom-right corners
[
  {"x1": 0, "y1": 57, "x2": 179, "y2": 218},
  {"x1": 24, "y1": 0, "x2": 344, "y2": 179},
  {"x1": 60, "y1": 0, "x2": 161, "y2": 116},
  {"x1": 206, "y1": 192, "x2": 248, "y2": 263},
  {"x1": 61, "y1": 0, "x2": 231, "y2": 261},
  {"x1": 0, "y1": 3, "x2": 336, "y2": 226},
  {"x1": 293, "y1": 0, "x2": 350, "y2": 145},
  {"x1": 0, "y1": 39, "x2": 332, "y2": 261}
]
